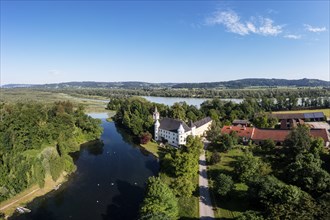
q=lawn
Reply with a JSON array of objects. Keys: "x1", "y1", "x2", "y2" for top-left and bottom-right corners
[
  {"x1": 206, "y1": 146, "x2": 250, "y2": 219},
  {"x1": 273, "y1": 108, "x2": 330, "y2": 118},
  {"x1": 140, "y1": 141, "x2": 160, "y2": 157}
]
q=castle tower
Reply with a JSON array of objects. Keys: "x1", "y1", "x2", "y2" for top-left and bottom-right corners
[
  {"x1": 153, "y1": 106, "x2": 160, "y2": 121},
  {"x1": 190, "y1": 121, "x2": 196, "y2": 136},
  {"x1": 154, "y1": 119, "x2": 160, "y2": 141},
  {"x1": 178, "y1": 123, "x2": 185, "y2": 145},
  {"x1": 153, "y1": 106, "x2": 160, "y2": 141}
]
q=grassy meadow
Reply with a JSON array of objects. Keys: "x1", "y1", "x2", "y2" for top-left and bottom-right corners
[{"x1": 0, "y1": 89, "x2": 111, "y2": 113}]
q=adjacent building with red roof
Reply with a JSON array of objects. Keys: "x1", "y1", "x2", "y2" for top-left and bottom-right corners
[{"x1": 221, "y1": 125, "x2": 330, "y2": 147}]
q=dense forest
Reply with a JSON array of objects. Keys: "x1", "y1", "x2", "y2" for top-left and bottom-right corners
[{"x1": 0, "y1": 101, "x2": 102, "y2": 202}]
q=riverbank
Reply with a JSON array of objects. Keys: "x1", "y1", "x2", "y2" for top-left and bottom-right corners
[
  {"x1": 0, "y1": 174, "x2": 67, "y2": 218},
  {"x1": 140, "y1": 142, "x2": 160, "y2": 158}
]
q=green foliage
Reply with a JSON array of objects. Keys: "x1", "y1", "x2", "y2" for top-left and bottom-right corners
[
  {"x1": 140, "y1": 177, "x2": 179, "y2": 220},
  {"x1": 49, "y1": 154, "x2": 64, "y2": 181},
  {"x1": 185, "y1": 136, "x2": 203, "y2": 158},
  {"x1": 283, "y1": 125, "x2": 312, "y2": 159},
  {"x1": 113, "y1": 97, "x2": 157, "y2": 136},
  {"x1": 206, "y1": 121, "x2": 222, "y2": 146},
  {"x1": 235, "y1": 211, "x2": 264, "y2": 220},
  {"x1": 234, "y1": 152, "x2": 271, "y2": 182},
  {"x1": 261, "y1": 139, "x2": 276, "y2": 152},
  {"x1": 248, "y1": 175, "x2": 319, "y2": 219},
  {"x1": 215, "y1": 173, "x2": 234, "y2": 197},
  {"x1": 173, "y1": 151, "x2": 198, "y2": 179},
  {"x1": 0, "y1": 102, "x2": 102, "y2": 202},
  {"x1": 220, "y1": 134, "x2": 234, "y2": 152},
  {"x1": 171, "y1": 176, "x2": 195, "y2": 198},
  {"x1": 210, "y1": 151, "x2": 221, "y2": 165},
  {"x1": 169, "y1": 103, "x2": 186, "y2": 120},
  {"x1": 317, "y1": 193, "x2": 330, "y2": 220},
  {"x1": 253, "y1": 113, "x2": 277, "y2": 128},
  {"x1": 285, "y1": 153, "x2": 330, "y2": 196}
]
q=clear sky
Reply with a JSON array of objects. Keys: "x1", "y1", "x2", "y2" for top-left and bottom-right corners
[{"x1": 1, "y1": 0, "x2": 329, "y2": 84}]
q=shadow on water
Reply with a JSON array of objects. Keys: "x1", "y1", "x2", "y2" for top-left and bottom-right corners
[
  {"x1": 101, "y1": 180, "x2": 145, "y2": 220},
  {"x1": 144, "y1": 159, "x2": 159, "y2": 176},
  {"x1": 69, "y1": 139, "x2": 105, "y2": 163}
]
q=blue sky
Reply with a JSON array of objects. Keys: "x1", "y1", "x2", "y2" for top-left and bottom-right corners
[{"x1": 1, "y1": 0, "x2": 329, "y2": 84}]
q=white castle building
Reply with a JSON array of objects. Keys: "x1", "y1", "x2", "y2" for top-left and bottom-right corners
[{"x1": 153, "y1": 107, "x2": 212, "y2": 147}]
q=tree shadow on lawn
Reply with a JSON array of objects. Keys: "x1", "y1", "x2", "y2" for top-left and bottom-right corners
[{"x1": 213, "y1": 188, "x2": 250, "y2": 214}]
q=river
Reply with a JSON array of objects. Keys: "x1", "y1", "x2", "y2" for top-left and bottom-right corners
[
  {"x1": 11, "y1": 113, "x2": 159, "y2": 220},
  {"x1": 142, "y1": 96, "x2": 243, "y2": 107}
]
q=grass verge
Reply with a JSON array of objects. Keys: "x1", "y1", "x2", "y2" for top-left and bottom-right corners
[
  {"x1": 140, "y1": 141, "x2": 160, "y2": 157},
  {"x1": 206, "y1": 147, "x2": 249, "y2": 219}
]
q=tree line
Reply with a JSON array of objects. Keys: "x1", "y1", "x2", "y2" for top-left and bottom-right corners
[
  {"x1": 0, "y1": 101, "x2": 102, "y2": 202},
  {"x1": 34, "y1": 86, "x2": 329, "y2": 99},
  {"x1": 140, "y1": 136, "x2": 203, "y2": 219}
]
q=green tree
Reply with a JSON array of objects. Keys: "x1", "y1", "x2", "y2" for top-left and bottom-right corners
[
  {"x1": 214, "y1": 173, "x2": 234, "y2": 197},
  {"x1": 220, "y1": 133, "x2": 234, "y2": 152},
  {"x1": 171, "y1": 176, "x2": 195, "y2": 197},
  {"x1": 285, "y1": 153, "x2": 330, "y2": 196},
  {"x1": 170, "y1": 103, "x2": 186, "y2": 120},
  {"x1": 140, "y1": 177, "x2": 178, "y2": 220},
  {"x1": 205, "y1": 121, "x2": 222, "y2": 146},
  {"x1": 235, "y1": 153, "x2": 270, "y2": 182},
  {"x1": 283, "y1": 125, "x2": 312, "y2": 159},
  {"x1": 235, "y1": 211, "x2": 264, "y2": 220},
  {"x1": 210, "y1": 151, "x2": 221, "y2": 165},
  {"x1": 261, "y1": 139, "x2": 276, "y2": 152},
  {"x1": 173, "y1": 151, "x2": 198, "y2": 179}
]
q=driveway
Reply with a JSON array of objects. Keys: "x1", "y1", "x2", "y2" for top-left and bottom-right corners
[{"x1": 199, "y1": 149, "x2": 214, "y2": 219}]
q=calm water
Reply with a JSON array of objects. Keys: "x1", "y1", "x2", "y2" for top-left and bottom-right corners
[
  {"x1": 142, "y1": 96, "x2": 243, "y2": 107},
  {"x1": 11, "y1": 113, "x2": 159, "y2": 220}
]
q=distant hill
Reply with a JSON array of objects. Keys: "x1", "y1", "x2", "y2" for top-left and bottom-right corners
[
  {"x1": 172, "y1": 78, "x2": 330, "y2": 88},
  {"x1": 2, "y1": 84, "x2": 35, "y2": 88},
  {"x1": 2, "y1": 78, "x2": 329, "y2": 89}
]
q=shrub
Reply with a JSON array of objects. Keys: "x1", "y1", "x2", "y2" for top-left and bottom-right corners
[{"x1": 210, "y1": 151, "x2": 221, "y2": 164}]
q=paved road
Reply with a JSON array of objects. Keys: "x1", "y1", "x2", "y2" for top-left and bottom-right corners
[{"x1": 199, "y1": 150, "x2": 214, "y2": 219}]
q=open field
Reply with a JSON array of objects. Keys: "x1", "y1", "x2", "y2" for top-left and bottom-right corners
[
  {"x1": 206, "y1": 147, "x2": 249, "y2": 219},
  {"x1": 0, "y1": 89, "x2": 110, "y2": 113},
  {"x1": 273, "y1": 108, "x2": 330, "y2": 118}
]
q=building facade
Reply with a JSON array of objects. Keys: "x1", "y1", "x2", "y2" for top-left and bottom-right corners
[{"x1": 153, "y1": 107, "x2": 212, "y2": 147}]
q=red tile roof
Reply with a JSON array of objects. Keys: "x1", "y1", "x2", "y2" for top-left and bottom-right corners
[
  {"x1": 221, "y1": 126, "x2": 254, "y2": 139},
  {"x1": 310, "y1": 129, "x2": 330, "y2": 142},
  {"x1": 252, "y1": 129, "x2": 290, "y2": 142},
  {"x1": 221, "y1": 126, "x2": 329, "y2": 145}
]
